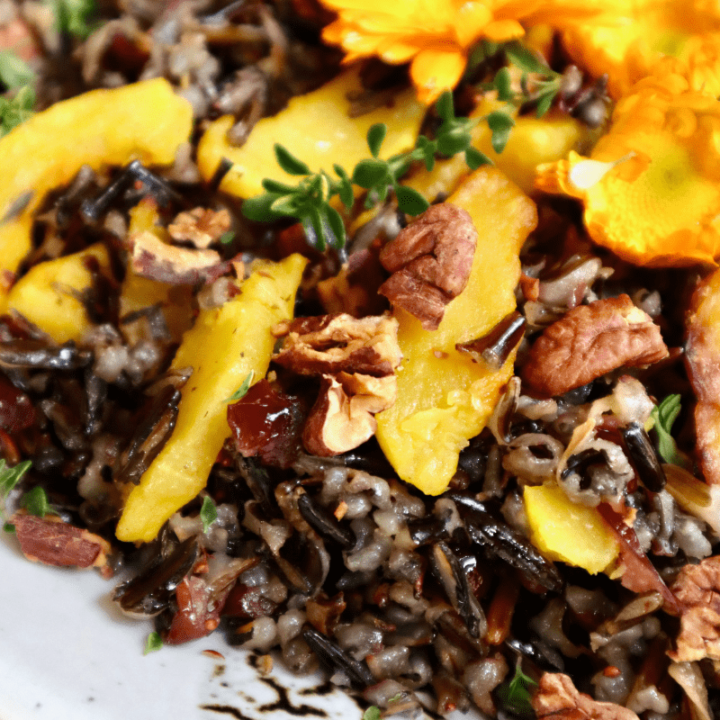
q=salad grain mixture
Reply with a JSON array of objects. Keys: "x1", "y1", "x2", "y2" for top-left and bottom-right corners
[{"x1": 2, "y1": 1, "x2": 720, "y2": 718}]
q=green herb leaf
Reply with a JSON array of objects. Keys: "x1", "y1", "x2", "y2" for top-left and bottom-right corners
[
  {"x1": 494, "y1": 66, "x2": 514, "y2": 102},
  {"x1": 367, "y1": 123, "x2": 387, "y2": 158},
  {"x1": 395, "y1": 185, "x2": 430, "y2": 216},
  {"x1": 21, "y1": 486, "x2": 51, "y2": 517},
  {"x1": 465, "y1": 147, "x2": 493, "y2": 170},
  {"x1": 270, "y1": 192, "x2": 307, "y2": 217},
  {"x1": 536, "y1": 90, "x2": 557, "y2": 118},
  {"x1": 437, "y1": 128, "x2": 472, "y2": 157},
  {"x1": 302, "y1": 205, "x2": 329, "y2": 251},
  {"x1": 352, "y1": 159, "x2": 389, "y2": 190},
  {"x1": 324, "y1": 204, "x2": 347, "y2": 249},
  {"x1": 497, "y1": 661, "x2": 537, "y2": 716},
  {"x1": 487, "y1": 110, "x2": 515, "y2": 153},
  {"x1": 200, "y1": 495, "x2": 218, "y2": 534},
  {"x1": 651, "y1": 395, "x2": 687, "y2": 467},
  {"x1": 242, "y1": 192, "x2": 286, "y2": 222},
  {"x1": 144, "y1": 631, "x2": 163, "y2": 655},
  {"x1": 435, "y1": 91, "x2": 455, "y2": 121},
  {"x1": 332, "y1": 164, "x2": 355, "y2": 209},
  {"x1": 0, "y1": 51, "x2": 36, "y2": 90},
  {"x1": 219, "y1": 231, "x2": 235, "y2": 245},
  {"x1": 262, "y1": 178, "x2": 300, "y2": 194},
  {"x1": 505, "y1": 41, "x2": 551, "y2": 76},
  {"x1": 47, "y1": 0, "x2": 97, "y2": 38},
  {"x1": 387, "y1": 693, "x2": 403, "y2": 703},
  {"x1": 274, "y1": 144, "x2": 311, "y2": 176},
  {"x1": 3, "y1": 521, "x2": 15, "y2": 533},
  {"x1": 225, "y1": 371, "x2": 255, "y2": 403},
  {"x1": 362, "y1": 707, "x2": 381, "y2": 720},
  {"x1": 0, "y1": 85, "x2": 35, "y2": 138},
  {"x1": 0, "y1": 459, "x2": 32, "y2": 500}
]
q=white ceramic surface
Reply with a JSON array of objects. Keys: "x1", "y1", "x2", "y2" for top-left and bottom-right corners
[{"x1": 0, "y1": 530, "x2": 362, "y2": 720}]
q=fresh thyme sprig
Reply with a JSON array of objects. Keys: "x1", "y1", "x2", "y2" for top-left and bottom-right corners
[
  {"x1": 242, "y1": 42, "x2": 564, "y2": 252},
  {"x1": 0, "y1": 85, "x2": 35, "y2": 138},
  {"x1": 242, "y1": 91, "x2": 492, "y2": 251},
  {"x1": 497, "y1": 658, "x2": 537, "y2": 716}
]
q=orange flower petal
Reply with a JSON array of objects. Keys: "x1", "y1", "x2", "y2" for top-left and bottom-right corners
[
  {"x1": 410, "y1": 47, "x2": 467, "y2": 104},
  {"x1": 536, "y1": 75, "x2": 720, "y2": 267},
  {"x1": 480, "y1": 19, "x2": 525, "y2": 43}
]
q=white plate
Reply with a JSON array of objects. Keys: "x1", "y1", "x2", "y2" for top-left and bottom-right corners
[{"x1": 0, "y1": 530, "x2": 363, "y2": 720}]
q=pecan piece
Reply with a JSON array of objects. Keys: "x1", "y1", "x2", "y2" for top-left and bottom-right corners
[
  {"x1": 273, "y1": 313, "x2": 402, "y2": 377},
  {"x1": 303, "y1": 373, "x2": 397, "y2": 456},
  {"x1": 130, "y1": 231, "x2": 228, "y2": 285},
  {"x1": 273, "y1": 313, "x2": 402, "y2": 456},
  {"x1": 686, "y1": 269, "x2": 720, "y2": 484},
  {"x1": 532, "y1": 673, "x2": 640, "y2": 720},
  {"x1": 12, "y1": 513, "x2": 111, "y2": 572},
  {"x1": 168, "y1": 207, "x2": 231, "y2": 249},
  {"x1": 668, "y1": 555, "x2": 720, "y2": 663},
  {"x1": 522, "y1": 295, "x2": 668, "y2": 397},
  {"x1": 378, "y1": 203, "x2": 477, "y2": 330}
]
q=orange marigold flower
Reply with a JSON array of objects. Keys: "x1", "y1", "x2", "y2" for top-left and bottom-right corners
[
  {"x1": 562, "y1": 0, "x2": 720, "y2": 98},
  {"x1": 535, "y1": 63, "x2": 720, "y2": 267},
  {"x1": 318, "y1": 0, "x2": 632, "y2": 104}
]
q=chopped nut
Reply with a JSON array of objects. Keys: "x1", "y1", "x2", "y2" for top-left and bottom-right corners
[
  {"x1": 274, "y1": 313, "x2": 402, "y2": 456},
  {"x1": 131, "y1": 231, "x2": 228, "y2": 285},
  {"x1": 303, "y1": 372, "x2": 397, "y2": 456},
  {"x1": 273, "y1": 313, "x2": 402, "y2": 377},
  {"x1": 11, "y1": 513, "x2": 111, "y2": 572},
  {"x1": 532, "y1": 673, "x2": 640, "y2": 720},
  {"x1": 522, "y1": 295, "x2": 668, "y2": 397},
  {"x1": 168, "y1": 207, "x2": 232, "y2": 249},
  {"x1": 686, "y1": 269, "x2": 720, "y2": 484},
  {"x1": 379, "y1": 203, "x2": 477, "y2": 330},
  {"x1": 668, "y1": 555, "x2": 720, "y2": 663}
]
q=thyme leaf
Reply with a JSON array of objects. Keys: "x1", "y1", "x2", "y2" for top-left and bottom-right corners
[
  {"x1": 497, "y1": 660, "x2": 537, "y2": 716},
  {"x1": 0, "y1": 85, "x2": 35, "y2": 138},
  {"x1": 200, "y1": 495, "x2": 218, "y2": 534},
  {"x1": 144, "y1": 631, "x2": 163, "y2": 655},
  {"x1": 651, "y1": 394, "x2": 689, "y2": 467},
  {"x1": 225, "y1": 370, "x2": 255, "y2": 403},
  {"x1": 21, "y1": 486, "x2": 51, "y2": 517}
]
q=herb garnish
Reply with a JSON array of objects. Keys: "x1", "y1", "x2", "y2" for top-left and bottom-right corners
[
  {"x1": 21, "y1": 486, "x2": 51, "y2": 518},
  {"x1": 0, "y1": 459, "x2": 31, "y2": 497},
  {"x1": 0, "y1": 85, "x2": 35, "y2": 138},
  {"x1": 0, "y1": 51, "x2": 36, "y2": 90},
  {"x1": 651, "y1": 394, "x2": 688, "y2": 467},
  {"x1": 362, "y1": 706, "x2": 381, "y2": 720},
  {"x1": 200, "y1": 495, "x2": 218, "y2": 534},
  {"x1": 144, "y1": 631, "x2": 163, "y2": 655},
  {"x1": 219, "y1": 230, "x2": 236, "y2": 245},
  {"x1": 46, "y1": 0, "x2": 97, "y2": 38},
  {"x1": 497, "y1": 659, "x2": 537, "y2": 716},
  {"x1": 242, "y1": 91, "x2": 489, "y2": 251},
  {"x1": 243, "y1": 41, "x2": 565, "y2": 252},
  {"x1": 225, "y1": 370, "x2": 254, "y2": 403}
]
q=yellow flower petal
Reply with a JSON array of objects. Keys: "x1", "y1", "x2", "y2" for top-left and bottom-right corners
[
  {"x1": 318, "y1": 0, "x2": 625, "y2": 103},
  {"x1": 410, "y1": 46, "x2": 467, "y2": 104}
]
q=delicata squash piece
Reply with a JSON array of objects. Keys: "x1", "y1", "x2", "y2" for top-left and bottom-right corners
[
  {"x1": 6, "y1": 243, "x2": 111, "y2": 343},
  {"x1": 197, "y1": 67, "x2": 425, "y2": 199},
  {"x1": 116, "y1": 254, "x2": 307, "y2": 543},
  {"x1": 524, "y1": 483, "x2": 620, "y2": 575},
  {"x1": 376, "y1": 167, "x2": 537, "y2": 495},
  {"x1": 0, "y1": 78, "x2": 193, "y2": 311},
  {"x1": 407, "y1": 102, "x2": 594, "y2": 199}
]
